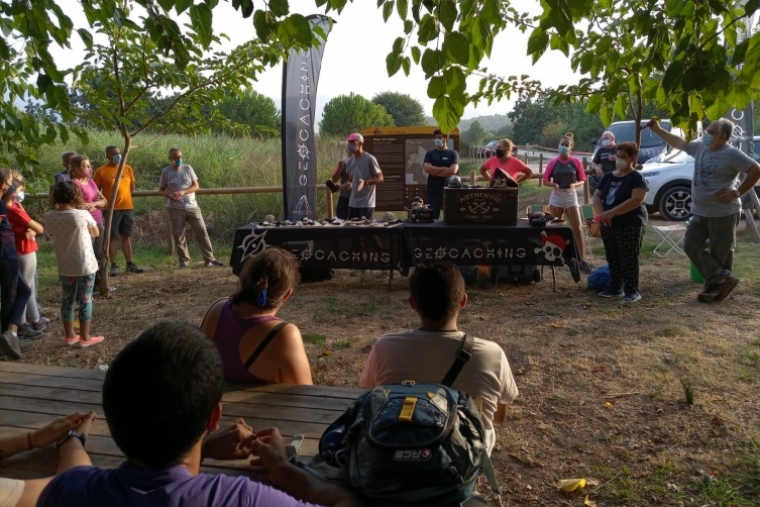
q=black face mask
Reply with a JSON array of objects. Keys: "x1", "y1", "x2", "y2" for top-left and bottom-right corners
[{"x1": 495, "y1": 149, "x2": 506, "y2": 158}]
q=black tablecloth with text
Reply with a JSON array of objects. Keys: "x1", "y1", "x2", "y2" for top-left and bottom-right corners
[{"x1": 231, "y1": 221, "x2": 580, "y2": 283}]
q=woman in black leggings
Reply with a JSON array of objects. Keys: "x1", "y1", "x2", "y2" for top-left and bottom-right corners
[{"x1": 0, "y1": 168, "x2": 31, "y2": 360}]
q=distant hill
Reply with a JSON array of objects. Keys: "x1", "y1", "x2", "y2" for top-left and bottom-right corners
[{"x1": 426, "y1": 114, "x2": 512, "y2": 133}]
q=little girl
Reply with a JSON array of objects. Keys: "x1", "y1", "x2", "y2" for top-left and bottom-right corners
[{"x1": 44, "y1": 181, "x2": 104, "y2": 347}]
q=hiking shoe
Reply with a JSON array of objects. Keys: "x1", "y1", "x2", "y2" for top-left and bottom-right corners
[
  {"x1": 109, "y1": 264, "x2": 119, "y2": 277},
  {"x1": 622, "y1": 291, "x2": 642, "y2": 303},
  {"x1": 19, "y1": 339, "x2": 35, "y2": 353},
  {"x1": 715, "y1": 275, "x2": 739, "y2": 302},
  {"x1": 599, "y1": 287, "x2": 624, "y2": 298},
  {"x1": 206, "y1": 260, "x2": 224, "y2": 267},
  {"x1": 178, "y1": 263, "x2": 188, "y2": 269},
  {"x1": 126, "y1": 262, "x2": 144, "y2": 274},
  {"x1": 0, "y1": 331, "x2": 21, "y2": 359},
  {"x1": 77, "y1": 336, "x2": 104, "y2": 348},
  {"x1": 17, "y1": 325, "x2": 43, "y2": 340},
  {"x1": 697, "y1": 283, "x2": 719, "y2": 302},
  {"x1": 31, "y1": 317, "x2": 50, "y2": 331},
  {"x1": 579, "y1": 261, "x2": 592, "y2": 275}
]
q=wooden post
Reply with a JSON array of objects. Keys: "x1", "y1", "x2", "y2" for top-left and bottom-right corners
[
  {"x1": 745, "y1": 188, "x2": 760, "y2": 243},
  {"x1": 538, "y1": 153, "x2": 543, "y2": 187},
  {"x1": 325, "y1": 186, "x2": 335, "y2": 219},
  {"x1": 470, "y1": 171, "x2": 477, "y2": 186},
  {"x1": 166, "y1": 216, "x2": 175, "y2": 255},
  {"x1": 582, "y1": 157, "x2": 590, "y2": 204}
]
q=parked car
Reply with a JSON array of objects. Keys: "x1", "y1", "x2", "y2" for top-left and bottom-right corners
[
  {"x1": 594, "y1": 119, "x2": 679, "y2": 164},
  {"x1": 477, "y1": 140, "x2": 500, "y2": 158},
  {"x1": 640, "y1": 136, "x2": 760, "y2": 221}
]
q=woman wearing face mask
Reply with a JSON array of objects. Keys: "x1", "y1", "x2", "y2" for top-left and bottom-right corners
[
  {"x1": 69, "y1": 156, "x2": 107, "y2": 284},
  {"x1": 543, "y1": 132, "x2": 592, "y2": 274},
  {"x1": 0, "y1": 168, "x2": 33, "y2": 360},
  {"x1": 4, "y1": 176, "x2": 47, "y2": 338},
  {"x1": 479, "y1": 138, "x2": 534, "y2": 184},
  {"x1": 590, "y1": 131, "x2": 617, "y2": 194},
  {"x1": 592, "y1": 142, "x2": 649, "y2": 302}
]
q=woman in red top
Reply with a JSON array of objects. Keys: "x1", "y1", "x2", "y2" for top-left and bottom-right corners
[
  {"x1": 4, "y1": 176, "x2": 47, "y2": 337},
  {"x1": 479, "y1": 139, "x2": 534, "y2": 183}
]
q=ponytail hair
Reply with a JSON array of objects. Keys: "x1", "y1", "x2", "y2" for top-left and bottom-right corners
[
  {"x1": 562, "y1": 132, "x2": 575, "y2": 149},
  {"x1": 231, "y1": 247, "x2": 300, "y2": 310}
]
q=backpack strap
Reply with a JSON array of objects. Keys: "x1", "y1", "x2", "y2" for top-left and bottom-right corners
[
  {"x1": 243, "y1": 321, "x2": 288, "y2": 370},
  {"x1": 479, "y1": 450, "x2": 504, "y2": 507},
  {"x1": 441, "y1": 333, "x2": 474, "y2": 387}
]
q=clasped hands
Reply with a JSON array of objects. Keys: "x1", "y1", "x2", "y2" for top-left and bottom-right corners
[{"x1": 203, "y1": 418, "x2": 290, "y2": 474}]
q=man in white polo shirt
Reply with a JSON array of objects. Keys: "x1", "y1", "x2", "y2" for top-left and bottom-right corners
[{"x1": 360, "y1": 261, "x2": 519, "y2": 455}]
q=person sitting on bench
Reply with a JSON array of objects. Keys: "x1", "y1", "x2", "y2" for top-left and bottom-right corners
[
  {"x1": 201, "y1": 247, "x2": 312, "y2": 384},
  {"x1": 360, "y1": 261, "x2": 519, "y2": 455}
]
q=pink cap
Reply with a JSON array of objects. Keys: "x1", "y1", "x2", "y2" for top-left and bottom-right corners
[{"x1": 347, "y1": 133, "x2": 364, "y2": 143}]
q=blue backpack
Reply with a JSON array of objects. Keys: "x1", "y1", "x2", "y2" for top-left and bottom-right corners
[
  {"x1": 587, "y1": 264, "x2": 611, "y2": 292},
  {"x1": 317, "y1": 335, "x2": 502, "y2": 507}
]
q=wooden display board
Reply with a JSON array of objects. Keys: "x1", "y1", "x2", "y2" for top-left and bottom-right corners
[{"x1": 361, "y1": 126, "x2": 460, "y2": 211}]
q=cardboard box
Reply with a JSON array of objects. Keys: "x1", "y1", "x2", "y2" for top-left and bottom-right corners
[{"x1": 443, "y1": 187, "x2": 518, "y2": 225}]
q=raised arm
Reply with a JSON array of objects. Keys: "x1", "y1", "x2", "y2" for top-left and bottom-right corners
[{"x1": 647, "y1": 119, "x2": 687, "y2": 151}]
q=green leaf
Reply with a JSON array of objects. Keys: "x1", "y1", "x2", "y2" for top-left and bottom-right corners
[
  {"x1": 706, "y1": 94, "x2": 733, "y2": 120},
  {"x1": 386, "y1": 52, "x2": 402, "y2": 76},
  {"x1": 418, "y1": 14, "x2": 438, "y2": 43},
  {"x1": 433, "y1": 95, "x2": 464, "y2": 134},
  {"x1": 427, "y1": 77, "x2": 445, "y2": 99},
  {"x1": 732, "y1": 39, "x2": 749, "y2": 66},
  {"x1": 397, "y1": 0, "x2": 408, "y2": 20},
  {"x1": 279, "y1": 14, "x2": 312, "y2": 46},
  {"x1": 586, "y1": 94, "x2": 603, "y2": 114},
  {"x1": 190, "y1": 4, "x2": 213, "y2": 48},
  {"x1": 471, "y1": 17, "x2": 491, "y2": 51},
  {"x1": 549, "y1": 33, "x2": 569, "y2": 57},
  {"x1": 600, "y1": 104, "x2": 613, "y2": 127},
  {"x1": 411, "y1": 46, "x2": 421, "y2": 64},
  {"x1": 613, "y1": 94, "x2": 627, "y2": 119},
  {"x1": 443, "y1": 31, "x2": 469, "y2": 66},
  {"x1": 36, "y1": 73, "x2": 53, "y2": 94},
  {"x1": 443, "y1": 66, "x2": 466, "y2": 96},
  {"x1": 404, "y1": 20, "x2": 414, "y2": 34},
  {"x1": 745, "y1": 0, "x2": 760, "y2": 17},
  {"x1": 77, "y1": 29, "x2": 93, "y2": 51},
  {"x1": 176, "y1": 0, "x2": 194, "y2": 14},
  {"x1": 270, "y1": 0, "x2": 290, "y2": 16},
  {"x1": 156, "y1": 0, "x2": 174, "y2": 11},
  {"x1": 662, "y1": 60, "x2": 683, "y2": 93},
  {"x1": 527, "y1": 28, "x2": 549, "y2": 56},
  {"x1": 383, "y1": 1, "x2": 394, "y2": 22},
  {"x1": 438, "y1": 0, "x2": 457, "y2": 32},
  {"x1": 253, "y1": 10, "x2": 271, "y2": 40},
  {"x1": 421, "y1": 48, "x2": 439, "y2": 77},
  {"x1": 401, "y1": 56, "x2": 411, "y2": 76}
]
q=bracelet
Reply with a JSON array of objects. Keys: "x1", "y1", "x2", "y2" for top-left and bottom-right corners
[{"x1": 27, "y1": 431, "x2": 33, "y2": 450}]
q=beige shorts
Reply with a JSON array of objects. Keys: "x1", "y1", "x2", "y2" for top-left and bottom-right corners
[
  {"x1": 0, "y1": 477, "x2": 24, "y2": 507},
  {"x1": 549, "y1": 188, "x2": 579, "y2": 209}
]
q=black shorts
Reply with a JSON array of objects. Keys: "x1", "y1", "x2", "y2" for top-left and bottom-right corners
[
  {"x1": 110, "y1": 210, "x2": 135, "y2": 238},
  {"x1": 348, "y1": 207, "x2": 374, "y2": 220}
]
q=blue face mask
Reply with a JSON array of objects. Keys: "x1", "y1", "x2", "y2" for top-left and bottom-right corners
[
  {"x1": 112, "y1": 154, "x2": 122, "y2": 164},
  {"x1": 558, "y1": 145, "x2": 570, "y2": 156},
  {"x1": 702, "y1": 133, "x2": 713, "y2": 146},
  {"x1": 434, "y1": 138, "x2": 444, "y2": 148},
  {"x1": 174, "y1": 159, "x2": 183, "y2": 167},
  {"x1": 4, "y1": 183, "x2": 16, "y2": 197}
]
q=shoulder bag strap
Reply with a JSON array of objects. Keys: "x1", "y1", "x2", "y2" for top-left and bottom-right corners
[
  {"x1": 243, "y1": 321, "x2": 289, "y2": 370},
  {"x1": 441, "y1": 333, "x2": 475, "y2": 387}
]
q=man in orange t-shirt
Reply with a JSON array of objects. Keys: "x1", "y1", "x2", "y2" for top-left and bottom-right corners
[{"x1": 93, "y1": 146, "x2": 143, "y2": 277}]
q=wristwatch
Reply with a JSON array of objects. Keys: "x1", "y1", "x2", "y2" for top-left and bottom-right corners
[{"x1": 56, "y1": 430, "x2": 86, "y2": 450}]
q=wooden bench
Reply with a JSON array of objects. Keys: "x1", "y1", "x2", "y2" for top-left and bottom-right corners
[{"x1": 0, "y1": 361, "x2": 363, "y2": 480}]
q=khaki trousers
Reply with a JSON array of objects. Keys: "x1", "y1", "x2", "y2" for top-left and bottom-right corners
[{"x1": 166, "y1": 207, "x2": 216, "y2": 264}]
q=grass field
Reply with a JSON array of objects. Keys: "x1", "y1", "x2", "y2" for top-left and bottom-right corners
[{"x1": 18, "y1": 219, "x2": 760, "y2": 506}]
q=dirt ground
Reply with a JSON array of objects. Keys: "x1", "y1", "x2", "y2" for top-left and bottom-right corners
[{"x1": 18, "y1": 224, "x2": 760, "y2": 507}]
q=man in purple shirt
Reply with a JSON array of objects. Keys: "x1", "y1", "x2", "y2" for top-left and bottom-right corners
[{"x1": 38, "y1": 321, "x2": 361, "y2": 507}]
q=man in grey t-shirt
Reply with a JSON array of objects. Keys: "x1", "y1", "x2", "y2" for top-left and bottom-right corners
[
  {"x1": 158, "y1": 148, "x2": 223, "y2": 269},
  {"x1": 649, "y1": 118, "x2": 760, "y2": 302},
  {"x1": 338, "y1": 133, "x2": 383, "y2": 219}
]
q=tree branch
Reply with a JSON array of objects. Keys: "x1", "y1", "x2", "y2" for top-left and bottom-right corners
[{"x1": 123, "y1": 35, "x2": 152, "y2": 115}]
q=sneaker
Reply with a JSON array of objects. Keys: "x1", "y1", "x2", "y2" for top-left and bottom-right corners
[
  {"x1": 65, "y1": 336, "x2": 80, "y2": 346},
  {"x1": 622, "y1": 291, "x2": 642, "y2": 303},
  {"x1": 697, "y1": 283, "x2": 719, "y2": 302},
  {"x1": 31, "y1": 317, "x2": 50, "y2": 331},
  {"x1": 715, "y1": 275, "x2": 739, "y2": 302},
  {"x1": 599, "y1": 287, "x2": 624, "y2": 298},
  {"x1": 580, "y1": 261, "x2": 592, "y2": 275},
  {"x1": 0, "y1": 331, "x2": 22, "y2": 359},
  {"x1": 126, "y1": 262, "x2": 144, "y2": 274},
  {"x1": 178, "y1": 263, "x2": 188, "y2": 269},
  {"x1": 19, "y1": 339, "x2": 35, "y2": 352},
  {"x1": 77, "y1": 336, "x2": 104, "y2": 348},
  {"x1": 206, "y1": 260, "x2": 224, "y2": 267},
  {"x1": 109, "y1": 264, "x2": 119, "y2": 277},
  {"x1": 17, "y1": 325, "x2": 43, "y2": 340}
]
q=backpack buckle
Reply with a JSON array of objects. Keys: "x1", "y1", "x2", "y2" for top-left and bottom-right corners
[{"x1": 401, "y1": 380, "x2": 416, "y2": 386}]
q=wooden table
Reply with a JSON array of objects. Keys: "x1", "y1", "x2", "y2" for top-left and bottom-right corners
[{"x1": 0, "y1": 361, "x2": 363, "y2": 480}]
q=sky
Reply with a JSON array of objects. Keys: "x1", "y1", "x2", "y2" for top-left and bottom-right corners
[{"x1": 51, "y1": 0, "x2": 579, "y2": 123}]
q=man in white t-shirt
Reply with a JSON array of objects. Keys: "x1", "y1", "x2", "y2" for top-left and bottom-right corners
[
  {"x1": 158, "y1": 148, "x2": 223, "y2": 269},
  {"x1": 360, "y1": 261, "x2": 518, "y2": 455}
]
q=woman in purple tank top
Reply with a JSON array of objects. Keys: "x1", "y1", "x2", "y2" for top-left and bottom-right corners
[{"x1": 201, "y1": 247, "x2": 312, "y2": 384}]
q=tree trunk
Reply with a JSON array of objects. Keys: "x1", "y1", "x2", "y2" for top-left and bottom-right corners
[{"x1": 99, "y1": 135, "x2": 132, "y2": 296}]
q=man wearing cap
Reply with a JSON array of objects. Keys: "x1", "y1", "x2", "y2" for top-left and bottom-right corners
[
  {"x1": 423, "y1": 129, "x2": 459, "y2": 219},
  {"x1": 338, "y1": 133, "x2": 384, "y2": 219}
]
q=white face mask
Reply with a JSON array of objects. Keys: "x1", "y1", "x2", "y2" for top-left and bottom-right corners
[
  {"x1": 616, "y1": 158, "x2": 629, "y2": 170},
  {"x1": 601, "y1": 139, "x2": 611, "y2": 147},
  {"x1": 15, "y1": 192, "x2": 24, "y2": 203}
]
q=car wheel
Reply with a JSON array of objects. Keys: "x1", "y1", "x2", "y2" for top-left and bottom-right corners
[{"x1": 658, "y1": 185, "x2": 692, "y2": 221}]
